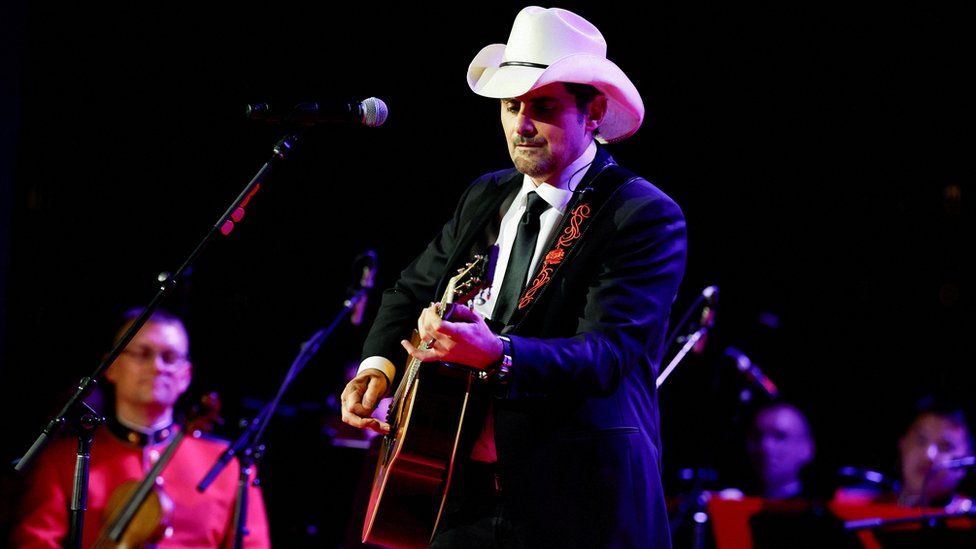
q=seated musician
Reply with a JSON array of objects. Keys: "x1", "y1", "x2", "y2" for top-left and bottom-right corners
[
  {"x1": 706, "y1": 401, "x2": 859, "y2": 548},
  {"x1": 836, "y1": 395, "x2": 974, "y2": 512},
  {"x1": 830, "y1": 396, "x2": 975, "y2": 547},
  {"x1": 10, "y1": 308, "x2": 271, "y2": 548},
  {"x1": 744, "y1": 400, "x2": 818, "y2": 500}
]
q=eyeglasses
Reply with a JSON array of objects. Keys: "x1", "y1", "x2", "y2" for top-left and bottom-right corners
[{"x1": 121, "y1": 345, "x2": 188, "y2": 369}]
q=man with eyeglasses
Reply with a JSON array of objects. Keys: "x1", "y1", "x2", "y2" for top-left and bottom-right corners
[{"x1": 10, "y1": 309, "x2": 271, "y2": 548}]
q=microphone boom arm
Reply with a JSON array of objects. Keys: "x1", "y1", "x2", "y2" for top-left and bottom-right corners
[{"x1": 658, "y1": 323, "x2": 708, "y2": 389}]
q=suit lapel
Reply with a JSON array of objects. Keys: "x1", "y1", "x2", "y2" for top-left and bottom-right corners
[
  {"x1": 438, "y1": 147, "x2": 632, "y2": 329},
  {"x1": 504, "y1": 147, "x2": 638, "y2": 329},
  {"x1": 437, "y1": 171, "x2": 522, "y2": 298}
]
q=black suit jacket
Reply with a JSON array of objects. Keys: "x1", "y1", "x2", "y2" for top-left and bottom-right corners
[{"x1": 362, "y1": 146, "x2": 687, "y2": 548}]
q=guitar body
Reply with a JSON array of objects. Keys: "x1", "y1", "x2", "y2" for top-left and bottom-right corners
[
  {"x1": 362, "y1": 334, "x2": 477, "y2": 548},
  {"x1": 100, "y1": 479, "x2": 174, "y2": 548},
  {"x1": 361, "y1": 255, "x2": 493, "y2": 548}
]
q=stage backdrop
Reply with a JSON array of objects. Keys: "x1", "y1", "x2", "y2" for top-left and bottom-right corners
[{"x1": 1, "y1": 2, "x2": 969, "y2": 545}]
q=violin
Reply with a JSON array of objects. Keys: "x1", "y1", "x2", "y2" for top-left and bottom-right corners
[{"x1": 93, "y1": 393, "x2": 222, "y2": 549}]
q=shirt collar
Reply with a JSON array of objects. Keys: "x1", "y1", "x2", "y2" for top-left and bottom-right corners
[
  {"x1": 108, "y1": 415, "x2": 177, "y2": 446},
  {"x1": 520, "y1": 140, "x2": 597, "y2": 215}
]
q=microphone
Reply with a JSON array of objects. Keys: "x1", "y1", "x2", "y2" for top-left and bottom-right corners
[
  {"x1": 350, "y1": 250, "x2": 377, "y2": 326},
  {"x1": 724, "y1": 346, "x2": 779, "y2": 399},
  {"x1": 935, "y1": 456, "x2": 976, "y2": 471},
  {"x1": 693, "y1": 285, "x2": 719, "y2": 353},
  {"x1": 246, "y1": 97, "x2": 389, "y2": 127},
  {"x1": 838, "y1": 466, "x2": 895, "y2": 487}
]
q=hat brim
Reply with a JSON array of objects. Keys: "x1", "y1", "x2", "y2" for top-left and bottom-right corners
[{"x1": 467, "y1": 45, "x2": 644, "y2": 143}]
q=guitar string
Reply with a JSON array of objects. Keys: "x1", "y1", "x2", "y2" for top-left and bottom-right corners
[{"x1": 387, "y1": 259, "x2": 484, "y2": 428}]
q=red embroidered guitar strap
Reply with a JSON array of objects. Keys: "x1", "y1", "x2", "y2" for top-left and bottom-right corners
[{"x1": 508, "y1": 162, "x2": 639, "y2": 323}]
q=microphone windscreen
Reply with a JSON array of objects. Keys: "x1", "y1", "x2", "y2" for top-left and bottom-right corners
[{"x1": 362, "y1": 97, "x2": 388, "y2": 127}]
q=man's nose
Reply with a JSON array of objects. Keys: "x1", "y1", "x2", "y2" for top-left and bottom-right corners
[
  {"x1": 515, "y1": 110, "x2": 536, "y2": 136},
  {"x1": 150, "y1": 354, "x2": 168, "y2": 372}
]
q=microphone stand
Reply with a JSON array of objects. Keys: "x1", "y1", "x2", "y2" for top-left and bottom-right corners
[
  {"x1": 657, "y1": 324, "x2": 709, "y2": 389},
  {"x1": 67, "y1": 402, "x2": 104, "y2": 549},
  {"x1": 13, "y1": 131, "x2": 303, "y2": 548},
  {"x1": 669, "y1": 468, "x2": 717, "y2": 549},
  {"x1": 197, "y1": 272, "x2": 370, "y2": 549},
  {"x1": 657, "y1": 286, "x2": 717, "y2": 546},
  {"x1": 845, "y1": 507, "x2": 976, "y2": 531},
  {"x1": 657, "y1": 293, "x2": 714, "y2": 389}
]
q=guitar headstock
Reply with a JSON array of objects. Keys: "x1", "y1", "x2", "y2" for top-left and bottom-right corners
[
  {"x1": 186, "y1": 391, "x2": 223, "y2": 436},
  {"x1": 442, "y1": 253, "x2": 494, "y2": 307}
]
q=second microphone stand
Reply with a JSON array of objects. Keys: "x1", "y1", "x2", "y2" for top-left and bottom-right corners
[
  {"x1": 196, "y1": 263, "x2": 372, "y2": 549},
  {"x1": 14, "y1": 131, "x2": 303, "y2": 549},
  {"x1": 657, "y1": 286, "x2": 717, "y2": 388}
]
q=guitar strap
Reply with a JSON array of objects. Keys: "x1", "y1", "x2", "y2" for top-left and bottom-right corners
[
  {"x1": 455, "y1": 161, "x2": 641, "y2": 464},
  {"x1": 503, "y1": 161, "x2": 641, "y2": 328}
]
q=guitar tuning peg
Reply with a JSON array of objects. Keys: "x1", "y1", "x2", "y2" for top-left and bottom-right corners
[{"x1": 474, "y1": 287, "x2": 490, "y2": 306}]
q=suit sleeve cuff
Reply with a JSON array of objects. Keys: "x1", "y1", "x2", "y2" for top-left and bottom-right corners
[{"x1": 358, "y1": 356, "x2": 395, "y2": 391}]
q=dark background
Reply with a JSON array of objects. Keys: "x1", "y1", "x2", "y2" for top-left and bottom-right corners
[{"x1": 0, "y1": 1, "x2": 970, "y2": 546}]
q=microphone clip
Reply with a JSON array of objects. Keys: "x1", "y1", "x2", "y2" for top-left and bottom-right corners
[
  {"x1": 724, "y1": 346, "x2": 780, "y2": 400},
  {"x1": 346, "y1": 250, "x2": 377, "y2": 327}
]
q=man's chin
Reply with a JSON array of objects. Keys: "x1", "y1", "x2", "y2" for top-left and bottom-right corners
[
  {"x1": 513, "y1": 158, "x2": 553, "y2": 179},
  {"x1": 148, "y1": 389, "x2": 178, "y2": 405}
]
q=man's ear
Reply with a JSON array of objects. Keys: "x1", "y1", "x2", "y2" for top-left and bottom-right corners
[
  {"x1": 897, "y1": 434, "x2": 910, "y2": 460},
  {"x1": 801, "y1": 439, "x2": 816, "y2": 465},
  {"x1": 104, "y1": 357, "x2": 120, "y2": 383},
  {"x1": 585, "y1": 94, "x2": 609, "y2": 134},
  {"x1": 177, "y1": 361, "x2": 193, "y2": 395}
]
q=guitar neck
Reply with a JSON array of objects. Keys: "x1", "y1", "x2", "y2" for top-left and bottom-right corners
[
  {"x1": 390, "y1": 304, "x2": 448, "y2": 408},
  {"x1": 386, "y1": 253, "x2": 489, "y2": 427},
  {"x1": 104, "y1": 429, "x2": 187, "y2": 541}
]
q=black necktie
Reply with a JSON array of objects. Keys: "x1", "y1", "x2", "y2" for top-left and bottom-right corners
[{"x1": 493, "y1": 191, "x2": 550, "y2": 324}]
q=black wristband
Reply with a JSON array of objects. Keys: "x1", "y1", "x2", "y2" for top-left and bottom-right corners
[
  {"x1": 480, "y1": 335, "x2": 513, "y2": 385},
  {"x1": 494, "y1": 335, "x2": 513, "y2": 385}
]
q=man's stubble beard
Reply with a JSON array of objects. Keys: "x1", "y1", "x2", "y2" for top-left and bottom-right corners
[{"x1": 512, "y1": 150, "x2": 555, "y2": 180}]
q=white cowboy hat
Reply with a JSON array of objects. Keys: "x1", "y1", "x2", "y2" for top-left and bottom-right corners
[{"x1": 467, "y1": 6, "x2": 644, "y2": 143}]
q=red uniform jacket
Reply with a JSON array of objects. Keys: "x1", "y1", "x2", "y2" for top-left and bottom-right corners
[{"x1": 11, "y1": 422, "x2": 271, "y2": 548}]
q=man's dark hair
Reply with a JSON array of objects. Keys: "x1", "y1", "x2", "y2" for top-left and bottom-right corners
[
  {"x1": 114, "y1": 307, "x2": 189, "y2": 356},
  {"x1": 120, "y1": 307, "x2": 184, "y2": 326},
  {"x1": 563, "y1": 82, "x2": 604, "y2": 126},
  {"x1": 749, "y1": 400, "x2": 814, "y2": 436}
]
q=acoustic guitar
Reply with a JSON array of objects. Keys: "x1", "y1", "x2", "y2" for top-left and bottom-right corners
[{"x1": 362, "y1": 255, "x2": 491, "y2": 548}]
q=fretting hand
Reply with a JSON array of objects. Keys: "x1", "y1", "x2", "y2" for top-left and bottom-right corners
[{"x1": 401, "y1": 303, "x2": 503, "y2": 369}]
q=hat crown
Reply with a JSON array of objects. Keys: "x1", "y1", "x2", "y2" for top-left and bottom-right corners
[
  {"x1": 503, "y1": 6, "x2": 607, "y2": 65},
  {"x1": 466, "y1": 6, "x2": 644, "y2": 142}
]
